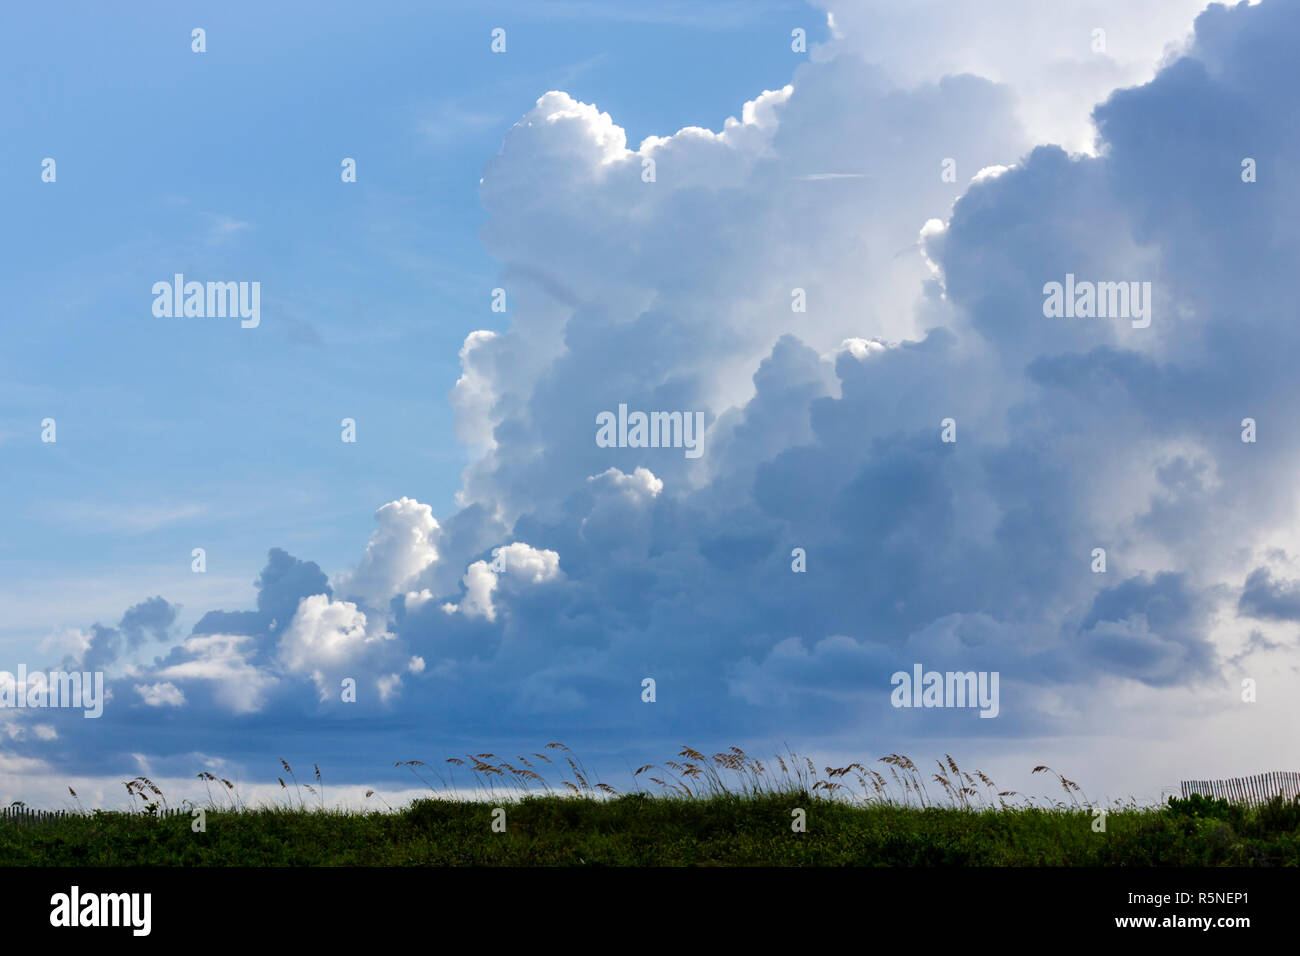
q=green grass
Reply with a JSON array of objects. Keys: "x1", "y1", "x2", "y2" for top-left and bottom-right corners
[
  {"x1": 3, "y1": 791, "x2": 1299, "y2": 866},
  {"x1": 6, "y1": 748, "x2": 1298, "y2": 865}
]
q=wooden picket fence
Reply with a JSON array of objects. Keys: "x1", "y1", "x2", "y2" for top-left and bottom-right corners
[
  {"x1": 0, "y1": 806, "x2": 190, "y2": 825},
  {"x1": 0, "y1": 807, "x2": 70, "y2": 824},
  {"x1": 1180, "y1": 771, "x2": 1300, "y2": 806}
]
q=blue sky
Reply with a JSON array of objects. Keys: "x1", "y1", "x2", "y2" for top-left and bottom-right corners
[
  {"x1": 3, "y1": 0, "x2": 1298, "y2": 809},
  {"x1": 0, "y1": 0, "x2": 812, "y2": 644}
]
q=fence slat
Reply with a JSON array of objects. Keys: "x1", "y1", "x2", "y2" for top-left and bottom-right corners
[{"x1": 1179, "y1": 770, "x2": 1300, "y2": 807}]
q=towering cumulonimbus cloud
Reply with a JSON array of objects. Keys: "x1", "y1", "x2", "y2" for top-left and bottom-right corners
[{"x1": 6, "y1": 0, "x2": 1300, "y2": 797}]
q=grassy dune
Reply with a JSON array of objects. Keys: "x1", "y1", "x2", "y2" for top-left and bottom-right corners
[
  {"x1": 4, "y1": 746, "x2": 1298, "y2": 865},
  {"x1": 2, "y1": 791, "x2": 1300, "y2": 866}
]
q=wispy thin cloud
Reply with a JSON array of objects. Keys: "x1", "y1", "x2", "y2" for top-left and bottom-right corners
[
  {"x1": 46, "y1": 501, "x2": 209, "y2": 534},
  {"x1": 204, "y1": 213, "x2": 253, "y2": 244},
  {"x1": 793, "y1": 172, "x2": 871, "y2": 181},
  {"x1": 416, "y1": 100, "x2": 505, "y2": 146},
  {"x1": 480, "y1": 0, "x2": 800, "y2": 28}
]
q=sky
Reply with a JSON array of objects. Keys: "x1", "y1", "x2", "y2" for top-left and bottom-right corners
[{"x1": 2, "y1": 0, "x2": 1297, "y2": 811}]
